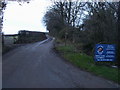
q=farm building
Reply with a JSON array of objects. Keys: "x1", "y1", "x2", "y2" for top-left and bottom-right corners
[
  {"x1": 2, "y1": 30, "x2": 47, "y2": 45},
  {"x1": 17, "y1": 30, "x2": 47, "y2": 43},
  {"x1": 2, "y1": 30, "x2": 47, "y2": 54}
]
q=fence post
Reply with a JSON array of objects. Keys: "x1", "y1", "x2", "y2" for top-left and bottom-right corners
[{"x1": 2, "y1": 32, "x2": 4, "y2": 47}]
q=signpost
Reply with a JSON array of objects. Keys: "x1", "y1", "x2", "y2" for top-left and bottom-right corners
[{"x1": 95, "y1": 44, "x2": 116, "y2": 62}]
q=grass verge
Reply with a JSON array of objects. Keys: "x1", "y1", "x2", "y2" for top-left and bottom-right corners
[{"x1": 56, "y1": 45, "x2": 120, "y2": 84}]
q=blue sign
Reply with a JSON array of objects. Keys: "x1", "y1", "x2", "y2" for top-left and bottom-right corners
[{"x1": 95, "y1": 44, "x2": 116, "y2": 61}]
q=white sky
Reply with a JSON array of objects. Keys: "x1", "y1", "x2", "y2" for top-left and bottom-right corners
[{"x1": 2, "y1": 0, "x2": 52, "y2": 34}]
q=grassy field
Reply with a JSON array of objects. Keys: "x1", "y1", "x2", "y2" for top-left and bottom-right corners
[{"x1": 56, "y1": 45, "x2": 120, "y2": 84}]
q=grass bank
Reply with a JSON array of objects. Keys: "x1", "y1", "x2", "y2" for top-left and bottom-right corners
[{"x1": 55, "y1": 45, "x2": 120, "y2": 84}]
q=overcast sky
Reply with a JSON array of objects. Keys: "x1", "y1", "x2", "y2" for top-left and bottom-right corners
[{"x1": 2, "y1": 0, "x2": 52, "y2": 34}]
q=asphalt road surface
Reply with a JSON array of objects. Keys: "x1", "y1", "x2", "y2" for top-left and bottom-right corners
[{"x1": 2, "y1": 38, "x2": 120, "y2": 88}]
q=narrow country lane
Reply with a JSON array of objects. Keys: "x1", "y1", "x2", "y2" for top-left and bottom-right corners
[{"x1": 2, "y1": 38, "x2": 119, "y2": 88}]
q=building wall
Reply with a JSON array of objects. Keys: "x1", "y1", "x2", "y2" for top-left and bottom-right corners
[{"x1": 17, "y1": 30, "x2": 47, "y2": 43}]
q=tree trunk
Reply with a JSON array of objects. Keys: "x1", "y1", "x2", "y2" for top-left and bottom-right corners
[{"x1": 117, "y1": 1, "x2": 120, "y2": 67}]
